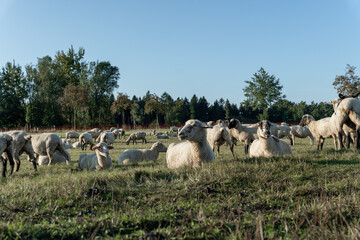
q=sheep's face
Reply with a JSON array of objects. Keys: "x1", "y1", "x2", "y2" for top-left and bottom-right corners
[
  {"x1": 153, "y1": 141, "x2": 167, "y2": 152},
  {"x1": 92, "y1": 142, "x2": 113, "y2": 157},
  {"x1": 299, "y1": 114, "x2": 314, "y2": 127},
  {"x1": 178, "y1": 119, "x2": 209, "y2": 142},
  {"x1": 257, "y1": 120, "x2": 271, "y2": 139},
  {"x1": 228, "y1": 119, "x2": 239, "y2": 129}
]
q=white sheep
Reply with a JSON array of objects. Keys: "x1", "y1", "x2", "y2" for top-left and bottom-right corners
[
  {"x1": 31, "y1": 133, "x2": 70, "y2": 166},
  {"x1": 228, "y1": 119, "x2": 258, "y2": 154},
  {"x1": 276, "y1": 124, "x2": 293, "y2": 145},
  {"x1": 86, "y1": 130, "x2": 102, "y2": 139},
  {"x1": 156, "y1": 134, "x2": 169, "y2": 139},
  {"x1": 3, "y1": 131, "x2": 36, "y2": 172},
  {"x1": 61, "y1": 138, "x2": 72, "y2": 149},
  {"x1": 65, "y1": 131, "x2": 80, "y2": 139},
  {"x1": 169, "y1": 126, "x2": 180, "y2": 133},
  {"x1": 299, "y1": 114, "x2": 338, "y2": 150},
  {"x1": 38, "y1": 150, "x2": 71, "y2": 165},
  {"x1": 0, "y1": 133, "x2": 14, "y2": 177},
  {"x1": 79, "y1": 132, "x2": 94, "y2": 150},
  {"x1": 206, "y1": 123, "x2": 235, "y2": 158},
  {"x1": 78, "y1": 142, "x2": 113, "y2": 170},
  {"x1": 289, "y1": 125, "x2": 314, "y2": 146},
  {"x1": 72, "y1": 141, "x2": 81, "y2": 148},
  {"x1": 166, "y1": 119, "x2": 215, "y2": 169},
  {"x1": 126, "y1": 132, "x2": 147, "y2": 145},
  {"x1": 249, "y1": 120, "x2": 292, "y2": 158},
  {"x1": 96, "y1": 131, "x2": 115, "y2": 145},
  {"x1": 118, "y1": 141, "x2": 167, "y2": 164},
  {"x1": 118, "y1": 128, "x2": 126, "y2": 139}
]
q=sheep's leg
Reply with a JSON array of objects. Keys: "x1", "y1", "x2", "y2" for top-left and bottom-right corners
[
  {"x1": 217, "y1": 145, "x2": 220, "y2": 156},
  {"x1": 5, "y1": 149, "x2": 14, "y2": 177},
  {"x1": 320, "y1": 138, "x2": 325, "y2": 150},
  {"x1": 13, "y1": 152, "x2": 21, "y2": 172},
  {"x1": 288, "y1": 136, "x2": 293, "y2": 146},
  {"x1": 57, "y1": 144, "x2": 69, "y2": 165},
  {"x1": 244, "y1": 144, "x2": 249, "y2": 154},
  {"x1": 1, "y1": 156, "x2": 6, "y2": 178},
  {"x1": 316, "y1": 138, "x2": 321, "y2": 151},
  {"x1": 292, "y1": 136, "x2": 295, "y2": 146},
  {"x1": 332, "y1": 134, "x2": 338, "y2": 150},
  {"x1": 356, "y1": 126, "x2": 360, "y2": 150},
  {"x1": 47, "y1": 150, "x2": 54, "y2": 166}
]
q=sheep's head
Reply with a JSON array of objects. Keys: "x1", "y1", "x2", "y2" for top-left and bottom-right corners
[
  {"x1": 23, "y1": 135, "x2": 36, "y2": 162},
  {"x1": 228, "y1": 119, "x2": 240, "y2": 129},
  {"x1": 256, "y1": 120, "x2": 271, "y2": 139},
  {"x1": 299, "y1": 114, "x2": 315, "y2": 127},
  {"x1": 92, "y1": 142, "x2": 113, "y2": 157},
  {"x1": 178, "y1": 119, "x2": 210, "y2": 142},
  {"x1": 152, "y1": 141, "x2": 167, "y2": 152}
]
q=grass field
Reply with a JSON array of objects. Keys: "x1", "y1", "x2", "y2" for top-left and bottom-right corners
[{"x1": 0, "y1": 130, "x2": 360, "y2": 239}]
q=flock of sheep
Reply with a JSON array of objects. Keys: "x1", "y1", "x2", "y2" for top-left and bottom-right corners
[{"x1": 0, "y1": 92, "x2": 359, "y2": 177}]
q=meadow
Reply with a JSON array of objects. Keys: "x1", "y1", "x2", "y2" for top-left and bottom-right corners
[{"x1": 0, "y1": 129, "x2": 360, "y2": 239}]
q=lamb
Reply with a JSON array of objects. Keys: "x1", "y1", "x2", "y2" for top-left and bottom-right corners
[
  {"x1": 79, "y1": 132, "x2": 94, "y2": 150},
  {"x1": 31, "y1": 133, "x2": 70, "y2": 166},
  {"x1": 299, "y1": 114, "x2": 337, "y2": 150},
  {"x1": 0, "y1": 133, "x2": 15, "y2": 177},
  {"x1": 78, "y1": 142, "x2": 113, "y2": 170},
  {"x1": 249, "y1": 120, "x2": 292, "y2": 158},
  {"x1": 289, "y1": 125, "x2": 314, "y2": 146},
  {"x1": 62, "y1": 138, "x2": 72, "y2": 149},
  {"x1": 2, "y1": 131, "x2": 36, "y2": 172},
  {"x1": 126, "y1": 132, "x2": 147, "y2": 145},
  {"x1": 228, "y1": 119, "x2": 258, "y2": 154},
  {"x1": 38, "y1": 150, "x2": 71, "y2": 165},
  {"x1": 206, "y1": 123, "x2": 235, "y2": 158},
  {"x1": 65, "y1": 131, "x2": 80, "y2": 139},
  {"x1": 118, "y1": 141, "x2": 167, "y2": 164},
  {"x1": 96, "y1": 131, "x2": 115, "y2": 145},
  {"x1": 166, "y1": 119, "x2": 215, "y2": 169}
]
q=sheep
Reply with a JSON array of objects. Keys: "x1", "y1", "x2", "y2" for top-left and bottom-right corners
[
  {"x1": 166, "y1": 119, "x2": 215, "y2": 169},
  {"x1": 228, "y1": 119, "x2": 258, "y2": 154},
  {"x1": 96, "y1": 131, "x2": 115, "y2": 145},
  {"x1": 109, "y1": 127, "x2": 117, "y2": 132},
  {"x1": 3, "y1": 131, "x2": 36, "y2": 172},
  {"x1": 169, "y1": 126, "x2": 180, "y2": 133},
  {"x1": 31, "y1": 133, "x2": 70, "y2": 166},
  {"x1": 86, "y1": 130, "x2": 102, "y2": 139},
  {"x1": 78, "y1": 142, "x2": 113, "y2": 170},
  {"x1": 72, "y1": 141, "x2": 81, "y2": 148},
  {"x1": 118, "y1": 141, "x2": 167, "y2": 164},
  {"x1": 61, "y1": 138, "x2": 72, "y2": 149},
  {"x1": 118, "y1": 128, "x2": 126, "y2": 139},
  {"x1": 328, "y1": 92, "x2": 360, "y2": 149},
  {"x1": 38, "y1": 150, "x2": 71, "y2": 165},
  {"x1": 126, "y1": 132, "x2": 147, "y2": 145},
  {"x1": 156, "y1": 134, "x2": 169, "y2": 139},
  {"x1": 90, "y1": 128, "x2": 102, "y2": 132},
  {"x1": 79, "y1": 132, "x2": 94, "y2": 150},
  {"x1": 0, "y1": 133, "x2": 14, "y2": 177},
  {"x1": 65, "y1": 131, "x2": 80, "y2": 139},
  {"x1": 249, "y1": 120, "x2": 292, "y2": 158},
  {"x1": 206, "y1": 123, "x2": 235, "y2": 158},
  {"x1": 112, "y1": 129, "x2": 121, "y2": 139},
  {"x1": 276, "y1": 124, "x2": 293, "y2": 145},
  {"x1": 299, "y1": 114, "x2": 337, "y2": 150},
  {"x1": 289, "y1": 125, "x2": 315, "y2": 146}
]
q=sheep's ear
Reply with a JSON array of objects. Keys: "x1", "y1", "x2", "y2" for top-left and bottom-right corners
[
  {"x1": 339, "y1": 93, "x2": 345, "y2": 99},
  {"x1": 108, "y1": 146, "x2": 113, "y2": 150}
]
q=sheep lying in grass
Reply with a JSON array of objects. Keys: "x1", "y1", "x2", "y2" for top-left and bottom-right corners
[
  {"x1": 38, "y1": 150, "x2": 71, "y2": 165},
  {"x1": 299, "y1": 114, "x2": 337, "y2": 150},
  {"x1": 166, "y1": 119, "x2": 215, "y2": 169},
  {"x1": 289, "y1": 125, "x2": 314, "y2": 146},
  {"x1": 126, "y1": 132, "x2": 147, "y2": 145},
  {"x1": 79, "y1": 132, "x2": 94, "y2": 150},
  {"x1": 31, "y1": 133, "x2": 70, "y2": 166},
  {"x1": 72, "y1": 141, "x2": 81, "y2": 148},
  {"x1": 3, "y1": 131, "x2": 36, "y2": 172},
  {"x1": 206, "y1": 122, "x2": 235, "y2": 158},
  {"x1": 65, "y1": 131, "x2": 80, "y2": 139},
  {"x1": 78, "y1": 142, "x2": 113, "y2": 170},
  {"x1": 118, "y1": 141, "x2": 167, "y2": 164},
  {"x1": 0, "y1": 133, "x2": 14, "y2": 177},
  {"x1": 228, "y1": 119, "x2": 258, "y2": 154},
  {"x1": 249, "y1": 120, "x2": 292, "y2": 158},
  {"x1": 96, "y1": 131, "x2": 115, "y2": 146}
]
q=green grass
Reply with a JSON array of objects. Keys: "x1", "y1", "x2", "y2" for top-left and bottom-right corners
[{"x1": 1, "y1": 130, "x2": 360, "y2": 239}]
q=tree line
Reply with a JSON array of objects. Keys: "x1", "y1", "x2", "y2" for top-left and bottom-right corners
[{"x1": 0, "y1": 46, "x2": 356, "y2": 129}]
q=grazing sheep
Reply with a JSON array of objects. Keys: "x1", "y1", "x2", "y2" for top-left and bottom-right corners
[
  {"x1": 118, "y1": 128, "x2": 126, "y2": 139},
  {"x1": 249, "y1": 120, "x2": 292, "y2": 158},
  {"x1": 79, "y1": 132, "x2": 94, "y2": 150},
  {"x1": 299, "y1": 114, "x2": 337, "y2": 150},
  {"x1": 169, "y1": 126, "x2": 180, "y2": 133},
  {"x1": 206, "y1": 123, "x2": 235, "y2": 158},
  {"x1": 72, "y1": 141, "x2": 81, "y2": 148},
  {"x1": 166, "y1": 119, "x2": 215, "y2": 169},
  {"x1": 62, "y1": 138, "x2": 72, "y2": 149},
  {"x1": 86, "y1": 130, "x2": 102, "y2": 139},
  {"x1": 31, "y1": 133, "x2": 70, "y2": 166},
  {"x1": 290, "y1": 125, "x2": 314, "y2": 146},
  {"x1": 109, "y1": 127, "x2": 117, "y2": 132},
  {"x1": 90, "y1": 128, "x2": 102, "y2": 132},
  {"x1": 3, "y1": 131, "x2": 36, "y2": 172},
  {"x1": 38, "y1": 150, "x2": 71, "y2": 165},
  {"x1": 0, "y1": 133, "x2": 14, "y2": 177},
  {"x1": 228, "y1": 119, "x2": 258, "y2": 154},
  {"x1": 118, "y1": 141, "x2": 167, "y2": 164},
  {"x1": 78, "y1": 142, "x2": 113, "y2": 170},
  {"x1": 65, "y1": 131, "x2": 80, "y2": 139},
  {"x1": 96, "y1": 131, "x2": 115, "y2": 145},
  {"x1": 111, "y1": 129, "x2": 121, "y2": 139},
  {"x1": 126, "y1": 132, "x2": 147, "y2": 145}
]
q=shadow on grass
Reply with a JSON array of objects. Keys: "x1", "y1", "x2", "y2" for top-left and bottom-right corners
[{"x1": 313, "y1": 159, "x2": 360, "y2": 165}]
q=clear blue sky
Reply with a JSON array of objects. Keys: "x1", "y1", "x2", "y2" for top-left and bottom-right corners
[{"x1": 1, "y1": 0, "x2": 360, "y2": 105}]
